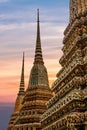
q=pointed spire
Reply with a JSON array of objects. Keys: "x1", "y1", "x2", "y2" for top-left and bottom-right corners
[
  {"x1": 18, "y1": 52, "x2": 25, "y2": 95},
  {"x1": 34, "y1": 9, "x2": 44, "y2": 64}
]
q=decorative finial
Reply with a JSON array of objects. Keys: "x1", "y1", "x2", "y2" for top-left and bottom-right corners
[
  {"x1": 34, "y1": 9, "x2": 44, "y2": 64},
  {"x1": 37, "y1": 9, "x2": 39, "y2": 22},
  {"x1": 18, "y1": 52, "x2": 25, "y2": 95}
]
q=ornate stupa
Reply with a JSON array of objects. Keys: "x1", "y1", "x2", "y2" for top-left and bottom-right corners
[
  {"x1": 13, "y1": 9, "x2": 52, "y2": 130},
  {"x1": 41, "y1": 0, "x2": 87, "y2": 130},
  {"x1": 8, "y1": 53, "x2": 25, "y2": 130}
]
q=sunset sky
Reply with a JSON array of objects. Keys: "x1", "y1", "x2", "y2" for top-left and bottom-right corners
[{"x1": 0, "y1": 0, "x2": 69, "y2": 105}]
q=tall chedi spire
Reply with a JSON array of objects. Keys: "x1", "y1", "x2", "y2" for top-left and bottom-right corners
[
  {"x1": 34, "y1": 9, "x2": 44, "y2": 64},
  {"x1": 41, "y1": 0, "x2": 87, "y2": 130},
  {"x1": 29, "y1": 9, "x2": 49, "y2": 87},
  {"x1": 13, "y1": 9, "x2": 52, "y2": 130},
  {"x1": 8, "y1": 53, "x2": 25, "y2": 130}
]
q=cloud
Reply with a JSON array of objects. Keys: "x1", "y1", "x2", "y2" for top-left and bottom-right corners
[
  {"x1": 0, "y1": 21, "x2": 64, "y2": 90},
  {"x1": 0, "y1": 22, "x2": 34, "y2": 31},
  {"x1": 0, "y1": 22, "x2": 65, "y2": 56},
  {"x1": 0, "y1": 0, "x2": 9, "y2": 3},
  {"x1": 0, "y1": 0, "x2": 68, "y2": 104},
  {"x1": 0, "y1": 102, "x2": 14, "y2": 107}
]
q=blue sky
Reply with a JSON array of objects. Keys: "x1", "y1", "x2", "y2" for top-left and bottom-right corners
[
  {"x1": 0, "y1": 0, "x2": 69, "y2": 106},
  {"x1": 0, "y1": 0, "x2": 69, "y2": 129}
]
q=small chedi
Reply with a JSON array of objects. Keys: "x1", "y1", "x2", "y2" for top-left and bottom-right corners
[
  {"x1": 8, "y1": 9, "x2": 52, "y2": 130},
  {"x1": 8, "y1": 52, "x2": 25, "y2": 130},
  {"x1": 41, "y1": 0, "x2": 87, "y2": 130}
]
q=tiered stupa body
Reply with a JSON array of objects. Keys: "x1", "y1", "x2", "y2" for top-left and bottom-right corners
[
  {"x1": 8, "y1": 53, "x2": 25, "y2": 130},
  {"x1": 14, "y1": 9, "x2": 52, "y2": 130},
  {"x1": 41, "y1": 0, "x2": 87, "y2": 130}
]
